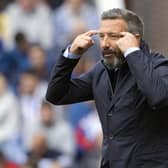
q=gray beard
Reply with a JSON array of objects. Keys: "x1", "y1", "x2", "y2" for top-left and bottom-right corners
[{"x1": 103, "y1": 57, "x2": 124, "y2": 70}]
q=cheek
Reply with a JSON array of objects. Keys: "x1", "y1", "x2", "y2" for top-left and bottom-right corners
[
  {"x1": 109, "y1": 40, "x2": 119, "y2": 48},
  {"x1": 99, "y1": 40, "x2": 103, "y2": 48},
  {"x1": 115, "y1": 46, "x2": 121, "y2": 52}
]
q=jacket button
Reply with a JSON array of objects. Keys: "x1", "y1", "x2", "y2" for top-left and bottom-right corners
[
  {"x1": 107, "y1": 113, "x2": 112, "y2": 117},
  {"x1": 109, "y1": 135, "x2": 114, "y2": 140}
]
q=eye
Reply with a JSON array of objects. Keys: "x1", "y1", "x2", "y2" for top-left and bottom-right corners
[
  {"x1": 109, "y1": 34, "x2": 121, "y2": 40},
  {"x1": 98, "y1": 33, "x2": 104, "y2": 39}
]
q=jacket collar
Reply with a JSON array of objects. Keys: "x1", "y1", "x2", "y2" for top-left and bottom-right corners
[{"x1": 140, "y1": 39, "x2": 150, "y2": 55}]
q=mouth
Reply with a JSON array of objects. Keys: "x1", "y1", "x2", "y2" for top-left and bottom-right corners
[
  {"x1": 102, "y1": 49, "x2": 116, "y2": 58},
  {"x1": 103, "y1": 53, "x2": 115, "y2": 58}
]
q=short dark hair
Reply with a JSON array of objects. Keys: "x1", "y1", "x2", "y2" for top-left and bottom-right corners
[
  {"x1": 14, "y1": 32, "x2": 26, "y2": 44},
  {"x1": 101, "y1": 8, "x2": 144, "y2": 37}
]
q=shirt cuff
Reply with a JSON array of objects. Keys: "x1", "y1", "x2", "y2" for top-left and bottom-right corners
[
  {"x1": 124, "y1": 47, "x2": 140, "y2": 57},
  {"x1": 63, "y1": 46, "x2": 81, "y2": 59}
]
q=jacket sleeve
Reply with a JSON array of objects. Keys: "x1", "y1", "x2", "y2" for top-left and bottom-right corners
[
  {"x1": 45, "y1": 55, "x2": 93, "y2": 105},
  {"x1": 126, "y1": 50, "x2": 168, "y2": 109}
]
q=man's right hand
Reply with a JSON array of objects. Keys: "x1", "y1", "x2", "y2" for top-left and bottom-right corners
[{"x1": 70, "y1": 30, "x2": 99, "y2": 55}]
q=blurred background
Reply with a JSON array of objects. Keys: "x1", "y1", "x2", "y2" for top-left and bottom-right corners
[{"x1": 0, "y1": 0, "x2": 167, "y2": 168}]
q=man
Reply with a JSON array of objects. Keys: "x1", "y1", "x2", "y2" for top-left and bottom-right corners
[{"x1": 46, "y1": 8, "x2": 168, "y2": 168}]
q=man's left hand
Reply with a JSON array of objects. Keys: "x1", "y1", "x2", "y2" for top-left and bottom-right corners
[{"x1": 116, "y1": 32, "x2": 140, "y2": 53}]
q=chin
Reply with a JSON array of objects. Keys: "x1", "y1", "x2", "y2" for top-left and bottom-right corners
[
  {"x1": 103, "y1": 56, "x2": 122, "y2": 69},
  {"x1": 103, "y1": 55, "x2": 114, "y2": 63},
  {"x1": 104, "y1": 56, "x2": 117, "y2": 64}
]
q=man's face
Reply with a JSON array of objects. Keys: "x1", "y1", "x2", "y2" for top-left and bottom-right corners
[{"x1": 99, "y1": 19, "x2": 128, "y2": 67}]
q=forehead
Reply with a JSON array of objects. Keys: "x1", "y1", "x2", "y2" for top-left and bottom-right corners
[{"x1": 99, "y1": 19, "x2": 128, "y2": 33}]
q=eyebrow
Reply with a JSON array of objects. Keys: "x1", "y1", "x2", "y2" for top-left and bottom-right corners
[{"x1": 98, "y1": 32, "x2": 124, "y2": 37}]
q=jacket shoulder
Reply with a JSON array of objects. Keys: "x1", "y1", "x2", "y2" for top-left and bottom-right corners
[
  {"x1": 90, "y1": 60, "x2": 106, "y2": 75},
  {"x1": 151, "y1": 52, "x2": 168, "y2": 67}
]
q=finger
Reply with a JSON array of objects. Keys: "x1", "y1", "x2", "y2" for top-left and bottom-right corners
[
  {"x1": 81, "y1": 36, "x2": 94, "y2": 44},
  {"x1": 79, "y1": 35, "x2": 95, "y2": 43},
  {"x1": 84, "y1": 30, "x2": 99, "y2": 37},
  {"x1": 78, "y1": 39, "x2": 94, "y2": 48},
  {"x1": 120, "y1": 32, "x2": 140, "y2": 37}
]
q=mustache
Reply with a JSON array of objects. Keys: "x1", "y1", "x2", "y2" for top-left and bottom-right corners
[{"x1": 102, "y1": 48, "x2": 117, "y2": 55}]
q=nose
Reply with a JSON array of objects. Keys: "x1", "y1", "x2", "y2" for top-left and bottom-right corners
[{"x1": 101, "y1": 36, "x2": 110, "y2": 49}]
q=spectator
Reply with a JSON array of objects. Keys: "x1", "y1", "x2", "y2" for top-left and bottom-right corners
[
  {"x1": 52, "y1": 0, "x2": 100, "y2": 60},
  {"x1": 27, "y1": 132, "x2": 63, "y2": 168},
  {"x1": 5, "y1": 0, "x2": 53, "y2": 50},
  {"x1": 0, "y1": 73, "x2": 25, "y2": 164},
  {"x1": 75, "y1": 108, "x2": 102, "y2": 168},
  {"x1": 0, "y1": 74, "x2": 19, "y2": 142},
  {"x1": 29, "y1": 101, "x2": 75, "y2": 168},
  {"x1": 0, "y1": 32, "x2": 31, "y2": 90},
  {"x1": 18, "y1": 69, "x2": 47, "y2": 150},
  {"x1": 67, "y1": 101, "x2": 95, "y2": 128},
  {"x1": 28, "y1": 45, "x2": 50, "y2": 81}
]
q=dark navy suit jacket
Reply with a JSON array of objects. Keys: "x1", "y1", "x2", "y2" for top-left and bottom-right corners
[{"x1": 46, "y1": 42, "x2": 168, "y2": 168}]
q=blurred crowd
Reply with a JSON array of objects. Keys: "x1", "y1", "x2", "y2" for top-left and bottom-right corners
[{"x1": 0, "y1": 0, "x2": 103, "y2": 168}]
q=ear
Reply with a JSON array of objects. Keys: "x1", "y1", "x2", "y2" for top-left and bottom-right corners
[{"x1": 134, "y1": 34, "x2": 141, "y2": 45}]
